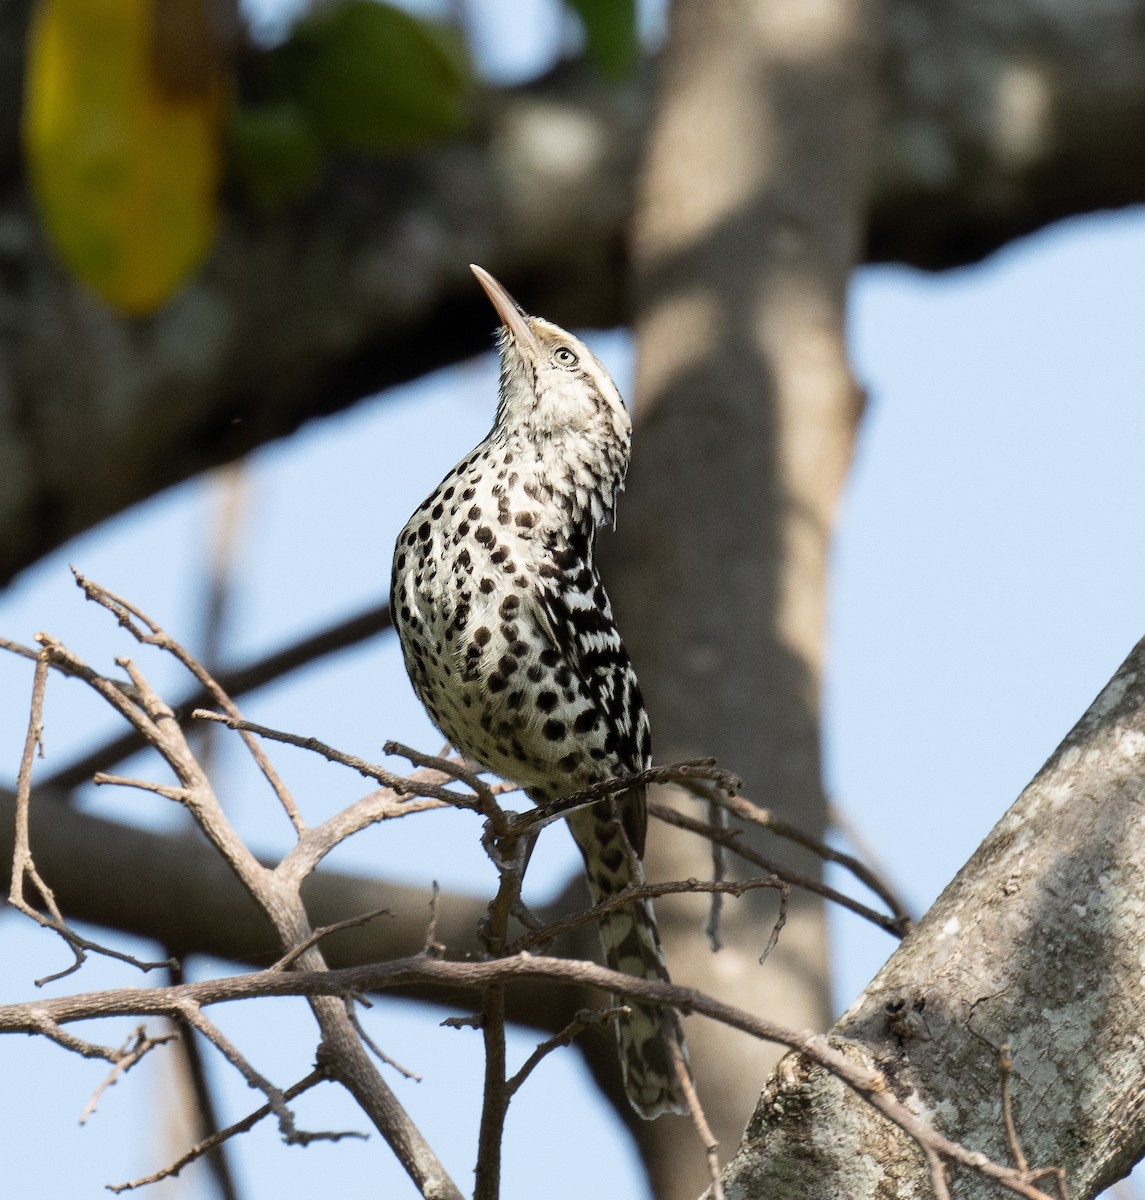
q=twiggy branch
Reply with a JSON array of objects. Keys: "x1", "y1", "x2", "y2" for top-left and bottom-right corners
[
  {"x1": 39, "y1": 603, "x2": 393, "y2": 794},
  {"x1": 521, "y1": 761, "x2": 908, "y2": 941},
  {"x1": 507, "y1": 876, "x2": 786, "y2": 955},
  {"x1": 166, "y1": 958, "x2": 240, "y2": 1200},
  {"x1": 17, "y1": 594, "x2": 463, "y2": 1200},
  {"x1": 0, "y1": 636, "x2": 140, "y2": 695},
  {"x1": 178, "y1": 1002, "x2": 301, "y2": 1143},
  {"x1": 26, "y1": 1010, "x2": 153, "y2": 1063},
  {"x1": 648, "y1": 803, "x2": 905, "y2": 937},
  {"x1": 74, "y1": 571, "x2": 306, "y2": 835},
  {"x1": 7, "y1": 650, "x2": 174, "y2": 983},
  {"x1": 0, "y1": 953, "x2": 1064, "y2": 1200}
]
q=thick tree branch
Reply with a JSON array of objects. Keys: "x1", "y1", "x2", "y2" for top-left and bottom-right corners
[{"x1": 719, "y1": 634, "x2": 1145, "y2": 1198}]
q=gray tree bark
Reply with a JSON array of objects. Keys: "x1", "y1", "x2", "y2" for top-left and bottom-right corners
[
  {"x1": 720, "y1": 636, "x2": 1145, "y2": 1198},
  {"x1": 604, "y1": 0, "x2": 877, "y2": 1194}
]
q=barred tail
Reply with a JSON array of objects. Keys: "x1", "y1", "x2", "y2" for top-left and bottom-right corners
[{"x1": 568, "y1": 796, "x2": 692, "y2": 1119}]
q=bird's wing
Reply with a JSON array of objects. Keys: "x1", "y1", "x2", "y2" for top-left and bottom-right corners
[{"x1": 530, "y1": 569, "x2": 651, "y2": 855}]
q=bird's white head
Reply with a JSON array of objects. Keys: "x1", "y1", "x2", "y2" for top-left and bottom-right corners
[{"x1": 471, "y1": 263, "x2": 631, "y2": 463}]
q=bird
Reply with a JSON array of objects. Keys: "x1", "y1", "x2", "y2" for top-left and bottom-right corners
[{"x1": 390, "y1": 264, "x2": 691, "y2": 1118}]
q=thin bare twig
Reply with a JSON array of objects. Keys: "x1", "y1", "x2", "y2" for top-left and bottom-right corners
[
  {"x1": 758, "y1": 884, "x2": 789, "y2": 965},
  {"x1": 273, "y1": 907, "x2": 396, "y2": 972},
  {"x1": 384, "y1": 740, "x2": 500, "y2": 812},
  {"x1": 1028, "y1": 1169, "x2": 1072, "y2": 1200},
  {"x1": 505, "y1": 1006, "x2": 628, "y2": 1098},
  {"x1": 80, "y1": 1026, "x2": 180, "y2": 1124},
  {"x1": 508, "y1": 876, "x2": 786, "y2": 955},
  {"x1": 441, "y1": 1014, "x2": 483, "y2": 1032},
  {"x1": 8, "y1": 652, "x2": 60, "y2": 930},
  {"x1": 648, "y1": 802, "x2": 904, "y2": 937},
  {"x1": 107, "y1": 1069, "x2": 341, "y2": 1194},
  {"x1": 705, "y1": 798, "x2": 729, "y2": 952},
  {"x1": 998, "y1": 1045, "x2": 1073, "y2": 1200},
  {"x1": 925, "y1": 1146, "x2": 952, "y2": 1200},
  {"x1": 670, "y1": 1034, "x2": 723, "y2": 1200},
  {"x1": 702, "y1": 788, "x2": 913, "y2": 933},
  {"x1": 999, "y1": 1043, "x2": 1030, "y2": 1174},
  {"x1": 423, "y1": 882, "x2": 445, "y2": 958},
  {"x1": 92, "y1": 773, "x2": 187, "y2": 801},
  {"x1": 827, "y1": 799, "x2": 914, "y2": 926},
  {"x1": 194, "y1": 709, "x2": 486, "y2": 815},
  {"x1": 347, "y1": 1005, "x2": 423, "y2": 1082},
  {"x1": 26, "y1": 1010, "x2": 151, "y2": 1063}
]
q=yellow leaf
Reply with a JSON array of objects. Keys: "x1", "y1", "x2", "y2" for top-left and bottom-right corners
[{"x1": 23, "y1": 0, "x2": 228, "y2": 315}]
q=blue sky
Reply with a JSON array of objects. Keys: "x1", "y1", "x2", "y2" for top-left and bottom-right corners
[{"x1": 3, "y1": 2, "x2": 1145, "y2": 1197}]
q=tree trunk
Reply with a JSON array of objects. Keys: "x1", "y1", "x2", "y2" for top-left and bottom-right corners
[{"x1": 601, "y1": 1, "x2": 878, "y2": 1195}]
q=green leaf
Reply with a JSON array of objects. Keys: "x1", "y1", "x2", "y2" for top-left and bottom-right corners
[
  {"x1": 565, "y1": 0, "x2": 638, "y2": 79},
  {"x1": 269, "y1": 0, "x2": 471, "y2": 154},
  {"x1": 229, "y1": 102, "x2": 323, "y2": 213}
]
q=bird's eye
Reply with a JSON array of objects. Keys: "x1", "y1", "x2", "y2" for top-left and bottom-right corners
[{"x1": 553, "y1": 347, "x2": 579, "y2": 368}]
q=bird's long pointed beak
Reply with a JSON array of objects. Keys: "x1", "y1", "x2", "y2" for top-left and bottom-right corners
[{"x1": 470, "y1": 264, "x2": 540, "y2": 355}]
